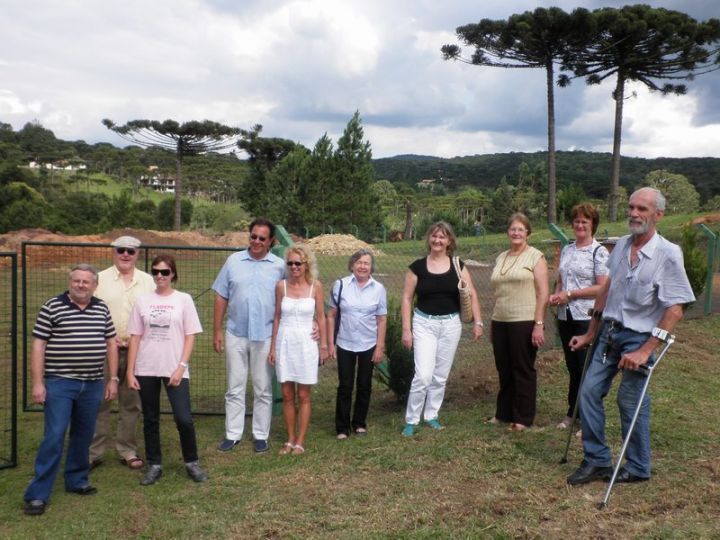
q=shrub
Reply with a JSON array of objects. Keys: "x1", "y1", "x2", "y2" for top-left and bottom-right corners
[
  {"x1": 680, "y1": 225, "x2": 707, "y2": 303},
  {"x1": 375, "y1": 299, "x2": 414, "y2": 403}
]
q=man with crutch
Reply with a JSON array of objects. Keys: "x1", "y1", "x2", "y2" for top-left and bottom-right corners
[{"x1": 566, "y1": 187, "x2": 694, "y2": 486}]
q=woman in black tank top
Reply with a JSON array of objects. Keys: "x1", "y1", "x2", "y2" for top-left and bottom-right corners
[{"x1": 399, "y1": 221, "x2": 483, "y2": 437}]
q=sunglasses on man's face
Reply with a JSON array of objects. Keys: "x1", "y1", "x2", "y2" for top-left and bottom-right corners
[
  {"x1": 151, "y1": 268, "x2": 172, "y2": 276},
  {"x1": 250, "y1": 234, "x2": 268, "y2": 242},
  {"x1": 286, "y1": 261, "x2": 304, "y2": 267},
  {"x1": 115, "y1": 248, "x2": 137, "y2": 256}
]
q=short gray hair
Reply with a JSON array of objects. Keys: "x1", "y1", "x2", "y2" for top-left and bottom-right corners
[
  {"x1": 348, "y1": 248, "x2": 375, "y2": 273},
  {"x1": 633, "y1": 187, "x2": 666, "y2": 212},
  {"x1": 69, "y1": 263, "x2": 99, "y2": 283}
]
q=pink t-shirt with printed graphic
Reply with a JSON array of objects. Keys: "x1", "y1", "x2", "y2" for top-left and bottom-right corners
[{"x1": 128, "y1": 290, "x2": 203, "y2": 379}]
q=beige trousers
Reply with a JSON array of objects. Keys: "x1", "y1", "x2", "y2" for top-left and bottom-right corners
[{"x1": 89, "y1": 348, "x2": 142, "y2": 462}]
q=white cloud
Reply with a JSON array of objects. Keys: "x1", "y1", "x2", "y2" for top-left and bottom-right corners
[{"x1": 0, "y1": 0, "x2": 717, "y2": 159}]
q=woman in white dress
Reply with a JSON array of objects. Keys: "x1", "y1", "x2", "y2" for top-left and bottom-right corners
[{"x1": 268, "y1": 245, "x2": 328, "y2": 455}]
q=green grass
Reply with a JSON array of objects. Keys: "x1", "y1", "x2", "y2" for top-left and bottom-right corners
[{"x1": 1, "y1": 315, "x2": 719, "y2": 538}]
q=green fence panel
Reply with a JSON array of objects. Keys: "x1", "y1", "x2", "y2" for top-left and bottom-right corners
[{"x1": 0, "y1": 252, "x2": 18, "y2": 469}]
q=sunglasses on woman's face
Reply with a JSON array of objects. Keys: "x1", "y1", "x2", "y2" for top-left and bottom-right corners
[
  {"x1": 115, "y1": 248, "x2": 137, "y2": 255},
  {"x1": 151, "y1": 268, "x2": 172, "y2": 276},
  {"x1": 286, "y1": 261, "x2": 304, "y2": 267}
]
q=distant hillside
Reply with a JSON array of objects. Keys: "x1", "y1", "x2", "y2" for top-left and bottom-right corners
[{"x1": 373, "y1": 151, "x2": 720, "y2": 198}]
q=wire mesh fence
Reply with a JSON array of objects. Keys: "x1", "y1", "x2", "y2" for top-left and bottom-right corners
[
  {"x1": 18, "y1": 231, "x2": 717, "y2": 417},
  {"x1": 20, "y1": 237, "x2": 525, "y2": 415},
  {"x1": 0, "y1": 252, "x2": 18, "y2": 469}
]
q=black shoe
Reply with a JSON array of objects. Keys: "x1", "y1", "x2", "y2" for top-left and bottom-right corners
[
  {"x1": 89, "y1": 459, "x2": 103, "y2": 471},
  {"x1": 186, "y1": 462, "x2": 208, "y2": 483},
  {"x1": 217, "y1": 438, "x2": 240, "y2": 452},
  {"x1": 24, "y1": 500, "x2": 46, "y2": 516},
  {"x1": 140, "y1": 465, "x2": 163, "y2": 486},
  {"x1": 253, "y1": 439, "x2": 270, "y2": 453},
  {"x1": 68, "y1": 485, "x2": 98, "y2": 495},
  {"x1": 567, "y1": 461, "x2": 612, "y2": 485},
  {"x1": 616, "y1": 468, "x2": 649, "y2": 483}
]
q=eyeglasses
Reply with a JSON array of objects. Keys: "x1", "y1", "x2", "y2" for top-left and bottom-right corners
[
  {"x1": 286, "y1": 261, "x2": 304, "y2": 267},
  {"x1": 115, "y1": 248, "x2": 137, "y2": 255},
  {"x1": 250, "y1": 234, "x2": 268, "y2": 242},
  {"x1": 151, "y1": 268, "x2": 172, "y2": 276}
]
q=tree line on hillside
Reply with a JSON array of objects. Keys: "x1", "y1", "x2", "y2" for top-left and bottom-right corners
[
  {"x1": 374, "y1": 164, "x2": 706, "y2": 239},
  {"x1": 1, "y1": 117, "x2": 718, "y2": 238},
  {"x1": 373, "y1": 151, "x2": 720, "y2": 201}
]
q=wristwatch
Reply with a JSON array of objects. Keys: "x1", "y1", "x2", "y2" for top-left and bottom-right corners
[
  {"x1": 474, "y1": 320, "x2": 484, "y2": 327},
  {"x1": 651, "y1": 327, "x2": 669, "y2": 341},
  {"x1": 566, "y1": 290, "x2": 572, "y2": 300},
  {"x1": 535, "y1": 321, "x2": 544, "y2": 326},
  {"x1": 110, "y1": 376, "x2": 120, "y2": 383},
  {"x1": 180, "y1": 362, "x2": 189, "y2": 369}
]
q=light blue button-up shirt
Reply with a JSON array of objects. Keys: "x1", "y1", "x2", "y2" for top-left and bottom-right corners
[
  {"x1": 330, "y1": 275, "x2": 387, "y2": 352},
  {"x1": 604, "y1": 233, "x2": 694, "y2": 333},
  {"x1": 212, "y1": 250, "x2": 285, "y2": 341}
]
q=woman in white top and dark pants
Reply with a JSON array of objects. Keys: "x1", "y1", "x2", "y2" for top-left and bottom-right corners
[{"x1": 327, "y1": 249, "x2": 388, "y2": 439}]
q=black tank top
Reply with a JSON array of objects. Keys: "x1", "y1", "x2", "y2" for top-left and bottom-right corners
[{"x1": 409, "y1": 257, "x2": 462, "y2": 316}]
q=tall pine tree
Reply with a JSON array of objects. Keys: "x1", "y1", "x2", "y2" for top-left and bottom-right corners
[{"x1": 332, "y1": 111, "x2": 381, "y2": 238}]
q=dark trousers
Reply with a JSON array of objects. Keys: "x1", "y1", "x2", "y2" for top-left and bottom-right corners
[
  {"x1": 557, "y1": 316, "x2": 590, "y2": 418},
  {"x1": 335, "y1": 346, "x2": 375, "y2": 435},
  {"x1": 137, "y1": 376, "x2": 198, "y2": 465},
  {"x1": 491, "y1": 320, "x2": 537, "y2": 426}
]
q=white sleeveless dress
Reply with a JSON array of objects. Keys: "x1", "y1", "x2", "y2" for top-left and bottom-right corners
[{"x1": 275, "y1": 280, "x2": 319, "y2": 385}]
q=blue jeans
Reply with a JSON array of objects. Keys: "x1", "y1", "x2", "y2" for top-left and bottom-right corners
[
  {"x1": 579, "y1": 323, "x2": 654, "y2": 478},
  {"x1": 24, "y1": 377, "x2": 104, "y2": 503},
  {"x1": 137, "y1": 376, "x2": 198, "y2": 465}
]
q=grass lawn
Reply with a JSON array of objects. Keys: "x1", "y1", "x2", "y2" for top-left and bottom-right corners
[{"x1": 1, "y1": 314, "x2": 719, "y2": 539}]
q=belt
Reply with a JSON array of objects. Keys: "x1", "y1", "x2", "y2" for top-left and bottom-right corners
[
  {"x1": 604, "y1": 319, "x2": 626, "y2": 331},
  {"x1": 414, "y1": 308, "x2": 458, "y2": 320}
]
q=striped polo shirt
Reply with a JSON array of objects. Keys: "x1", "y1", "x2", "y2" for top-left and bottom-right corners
[{"x1": 32, "y1": 292, "x2": 116, "y2": 380}]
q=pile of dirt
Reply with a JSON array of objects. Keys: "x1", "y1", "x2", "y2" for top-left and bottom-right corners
[
  {"x1": 690, "y1": 213, "x2": 720, "y2": 226},
  {"x1": 301, "y1": 234, "x2": 382, "y2": 256}
]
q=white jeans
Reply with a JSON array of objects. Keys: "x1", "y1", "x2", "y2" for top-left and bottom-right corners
[
  {"x1": 404, "y1": 313, "x2": 462, "y2": 424},
  {"x1": 224, "y1": 332, "x2": 273, "y2": 441}
]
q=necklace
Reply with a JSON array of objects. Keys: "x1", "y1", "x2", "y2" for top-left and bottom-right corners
[{"x1": 499, "y1": 247, "x2": 526, "y2": 276}]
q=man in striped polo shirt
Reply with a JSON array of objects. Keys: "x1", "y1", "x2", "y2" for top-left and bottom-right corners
[{"x1": 24, "y1": 264, "x2": 119, "y2": 516}]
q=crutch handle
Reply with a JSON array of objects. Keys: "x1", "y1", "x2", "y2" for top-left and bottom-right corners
[{"x1": 635, "y1": 333, "x2": 675, "y2": 375}]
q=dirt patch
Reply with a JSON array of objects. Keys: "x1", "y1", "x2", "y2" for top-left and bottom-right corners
[
  {"x1": 0, "y1": 227, "x2": 252, "y2": 252},
  {"x1": 0, "y1": 228, "x2": 252, "y2": 268}
]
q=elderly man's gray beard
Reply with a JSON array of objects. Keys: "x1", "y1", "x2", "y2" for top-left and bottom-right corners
[{"x1": 628, "y1": 219, "x2": 650, "y2": 235}]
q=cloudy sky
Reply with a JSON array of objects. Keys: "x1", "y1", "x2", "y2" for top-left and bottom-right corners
[{"x1": 1, "y1": 0, "x2": 718, "y2": 159}]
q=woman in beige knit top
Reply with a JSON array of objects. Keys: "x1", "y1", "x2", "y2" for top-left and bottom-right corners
[{"x1": 488, "y1": 213, "x2": 548, "y2": 432}]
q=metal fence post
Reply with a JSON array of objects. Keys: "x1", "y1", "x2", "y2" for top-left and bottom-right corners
[
  {"x1": 697, "y1": 224, "x2": 717, "y2": 316},
  {"x1": 271, "y1": 225, "x2": 295, "y2": 415}
]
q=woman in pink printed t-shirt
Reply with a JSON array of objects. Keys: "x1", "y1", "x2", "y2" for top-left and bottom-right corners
[{"x1": 126, "y1": 254, "x2": 207, "y2": 486}]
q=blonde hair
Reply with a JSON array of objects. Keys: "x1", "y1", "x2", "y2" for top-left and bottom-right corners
[
  {"x1": 285, "y1": 244, "x2": 318, "y2": 283},
  {"x1": 424, "y1": 221, "x2": 457, "y2": 256}
]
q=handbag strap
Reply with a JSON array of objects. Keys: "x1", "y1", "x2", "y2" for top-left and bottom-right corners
[
  {"x1": 332, "y1": 279, "x2": 344, "y2": 311},
  {"x1": 452, "y1": 256, "x2": 465, "y2": 285}
]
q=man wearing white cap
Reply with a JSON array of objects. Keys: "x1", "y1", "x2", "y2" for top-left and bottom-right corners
[{"x1": 89, "y1": 235, "x2": 155, "y2": 469}]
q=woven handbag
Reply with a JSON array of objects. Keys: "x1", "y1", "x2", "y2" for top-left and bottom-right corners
[{"x1": 452, "y1": 256, "x2": 473, "y2": 323}]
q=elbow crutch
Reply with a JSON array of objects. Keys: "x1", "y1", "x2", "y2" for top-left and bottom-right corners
[
  {"x1": 597, "y1": 332, "x2": 676, "y2": 509},
  {"x1": 560, "y1": 319, "x2": 602, "y2": 464}
]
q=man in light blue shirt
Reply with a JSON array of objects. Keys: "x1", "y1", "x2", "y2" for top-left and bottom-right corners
[
  {"x1": 567, "y1": 187, "x2": 694, "y2": 486},
  {"x1": 213, "y1": 218, "x2": 285, "y2": 453}
]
